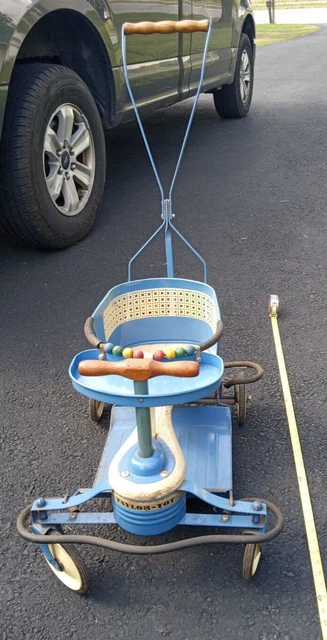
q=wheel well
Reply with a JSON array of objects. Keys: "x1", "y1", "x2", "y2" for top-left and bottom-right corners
[
  {"x1": 15, "y1": 10, "x2": 115, "y2": 129},
  {"x1": 242, "y1": 15, "x2": 255, "y2": 50}
]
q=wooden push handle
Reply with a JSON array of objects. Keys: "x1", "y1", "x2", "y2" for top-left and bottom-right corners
[
  {"x1": 124, "y1": 20, "x2": 209, "y2": 36},
  {"x1": 78, "y1": 358, "x2": 199, "y2": 382}
]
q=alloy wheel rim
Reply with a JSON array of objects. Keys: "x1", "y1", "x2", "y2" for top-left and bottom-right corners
[
  {"x1": 43, "y1": 104, "x2": 95, "y2": 216},
  {"x1": 240, "y1": 50, "x2": 251, "y2": 104}
]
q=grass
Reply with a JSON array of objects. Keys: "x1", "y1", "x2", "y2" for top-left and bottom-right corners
[
  {"x1": 253, "y1": 0, "x2": 327, "y2": 8},
  {"x1": 256, "y1": 23, "x2": 320, "y2": 45}
]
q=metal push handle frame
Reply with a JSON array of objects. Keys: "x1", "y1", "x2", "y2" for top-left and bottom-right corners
[{"x1": 122, "y1": 19, "x2": 212, "y2": 282}]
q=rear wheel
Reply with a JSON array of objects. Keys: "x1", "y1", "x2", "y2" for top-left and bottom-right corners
[
  {"x1": 235, "y1": 371, "x2": 247, "y2": 426},
  {"x1": 89, "y1": 398, "x2": 105, "y2": 423},
  {"x1": 213, "y1": 33, "x2": 254, "y2": 119},
  {"x1": 0, "y1": 63, "x2": 106, "y2": 248},
  {"x1": 242, "y1": 539, "x2": 262, "y2": 580}
]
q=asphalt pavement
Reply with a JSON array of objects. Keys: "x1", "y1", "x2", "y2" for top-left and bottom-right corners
[{"x1": 1, "y1": 26, "x2": 327, "y2": 640}]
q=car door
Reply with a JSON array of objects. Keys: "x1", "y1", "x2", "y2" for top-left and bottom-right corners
[
  {"x1": 105, "y1": 0, "x2": 186, "y2": 110},
  {"x1": 189, "y1": 0, "x2": 233, "y2": 93}
]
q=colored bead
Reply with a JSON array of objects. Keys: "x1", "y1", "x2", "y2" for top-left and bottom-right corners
[
  {"x1": 153, "y1": 350, "x2": 165, "y2": 361},
  {"x1": 185, "y1": 345, "x2": 196, "y2": 355},
  {"x1": 122, "y1": 348, "x2": 134, "y2": 358},
  {"x1": 165, "y1": 348, "x2": 176, "y2": 360},
  {"x1": 103, "y1": 342, "x2": 114, "y2": 353},
  {"x1": 175, "y1": 347, "x2": 186, "y2": 358},
  {"x1": 112, "y1": 345, "x2": 123, "y2": 356},
  {"x1": 133, "y1": 349, "x2": 144, "y2": 359}
]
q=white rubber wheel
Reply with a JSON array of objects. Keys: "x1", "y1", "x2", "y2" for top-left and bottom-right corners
[
  {"x1": 242, "y1": 540, "x2": 262, "y2": 580},
  {"x1": 235, "y1": 371, "x2": 247, "y2": 426},
  {"x1": 44, "y1": 530, "x2": 88, "y2": 593},
  {"x1": 89, "y1": 398, "x2": 105, "y2": 423}
]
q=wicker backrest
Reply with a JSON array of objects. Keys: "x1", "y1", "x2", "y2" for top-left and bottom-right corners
[
  {"x1": 103, "y1": 286, "x2": 218, "y2": 340},
  {"x1": 92, "y1": 279, "x2": 220, "y2": 347}
]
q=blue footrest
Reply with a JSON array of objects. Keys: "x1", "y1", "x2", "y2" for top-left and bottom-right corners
[{"x1": 94, "y1": 405, "x2": 232, "y2": 493}]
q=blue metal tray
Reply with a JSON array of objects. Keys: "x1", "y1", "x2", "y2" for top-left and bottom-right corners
[{"x1": 69, "y1": 349, "x2": 224, "y2": 407}]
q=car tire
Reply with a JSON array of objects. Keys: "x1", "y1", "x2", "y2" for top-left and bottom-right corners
[
  {"x1": 213, "y1": 33, "x2": 254, "y2": 119},
  {"x1": 0, "y1": 63, "x2": 106, "y2": 249}
]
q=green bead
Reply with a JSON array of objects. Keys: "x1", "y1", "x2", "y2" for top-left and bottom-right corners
[
  {"x1": 112, "y1": 345, "x2": 123, "y2": 356},
  {"x1": 175, "y1": 347, "x2": 186, "y2": 358}
]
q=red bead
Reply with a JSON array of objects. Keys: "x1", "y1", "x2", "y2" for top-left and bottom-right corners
[
  {"x1": 153, "y1": 350, "x2": 165, "y2": 361},
  {"x1": 133, "y1": 349, "x2": 144, "y2": 359}
]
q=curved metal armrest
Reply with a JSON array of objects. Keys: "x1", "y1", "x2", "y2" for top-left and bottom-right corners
[
  {"x1": 223, "y1": 361, "x2": 264, "y2": 388},
  {"x1": 84, "y1": 317, "x2": 224, "y2": 354},
  {"x1": 200, "y1": 320, "x2": 224, "y2": 352},
  {"x1": 84, "y1": 317, "x2": 103, "y2": 349}
]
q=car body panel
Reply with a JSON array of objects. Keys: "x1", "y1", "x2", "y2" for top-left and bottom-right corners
[
  {"x1": 0, "y1": 0, "x2": 255, "y2": 134},
  {"x1": 0, "y1": 1, "x2": 118, "y2": 84}
]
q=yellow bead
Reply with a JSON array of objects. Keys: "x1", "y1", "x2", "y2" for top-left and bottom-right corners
[
  {"x1": 122, "y1": 348, "x2": 134, "y2": 358},
  {"x1": 165, "y1": 349, "x2": 176, "y2": 360}
]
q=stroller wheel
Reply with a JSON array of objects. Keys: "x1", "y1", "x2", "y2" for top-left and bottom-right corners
[
  {"x1": 89, "y1": 398, "x2": 105, "y2": 423},
  {"x1": 235, "y1": 371, "x2": 247, "y2": 426},
  {"x1": 43, "y1": 529, "x2": 89, "y2": 593},
  {"x1": 242, "y1": 532, "x2": 262, "y2": 580}
]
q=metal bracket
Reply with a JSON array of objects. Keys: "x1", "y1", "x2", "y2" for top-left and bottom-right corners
[{"x1": 32, "y1": 524, "x2": 62, "y2": 572}]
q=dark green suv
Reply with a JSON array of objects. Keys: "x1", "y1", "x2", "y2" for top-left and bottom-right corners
[{"x1": 0, "y1": 1, "x2": 255, "y2": 249}]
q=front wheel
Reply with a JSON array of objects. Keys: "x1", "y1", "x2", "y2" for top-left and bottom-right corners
[
  {"x1": 213, "y1": 33, "x2": 254, "y2": 119},
  {"x1": 42, "y1": 529, "x2": 89, "y2": 593},
  {"x1": 0, "y1": 63, "x2": 106, "y2": 248}
]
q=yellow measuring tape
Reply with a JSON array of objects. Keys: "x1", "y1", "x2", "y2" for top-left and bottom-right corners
[{"x1": 269, "y1": 295, "x2": 327, "y2": 639}]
